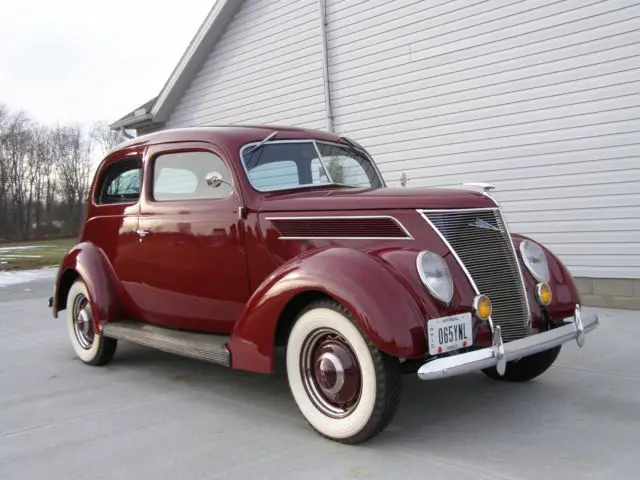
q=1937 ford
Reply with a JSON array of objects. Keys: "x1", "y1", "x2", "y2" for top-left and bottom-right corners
[{"x1": 49, "y1": 125, "x2": 598, "y2": 444}]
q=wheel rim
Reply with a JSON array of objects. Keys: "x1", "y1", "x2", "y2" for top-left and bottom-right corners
[
  {"x1": 72, "y1": 293, "x2": 94, "y2": 349},
  {"x1": 300, "y1": 327, "x2": 362, "y2": 418}
]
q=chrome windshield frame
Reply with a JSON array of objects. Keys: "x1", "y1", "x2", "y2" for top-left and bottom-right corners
[{"x1": 238, "y1": 138, "x2": 387, "y2": 193}]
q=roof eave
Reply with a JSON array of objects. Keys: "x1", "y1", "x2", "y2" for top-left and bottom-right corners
[{"x1": 109, "y1": 113, "x2": 155, "y2": 130}]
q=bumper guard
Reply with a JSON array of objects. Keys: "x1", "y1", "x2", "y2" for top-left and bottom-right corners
[{"x1": 417, "y1": 304, "x2": 598, "y2": 380}]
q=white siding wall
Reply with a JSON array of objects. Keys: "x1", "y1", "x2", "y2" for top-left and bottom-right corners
[
  {"x1": 327, "y1": 0, "x2": 640, "y2": 279},
  {"x1": 165, "y1": 0, "x2": 328, "y2": 130}
]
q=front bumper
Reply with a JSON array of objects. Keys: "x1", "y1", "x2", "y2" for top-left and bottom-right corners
[{"x1": 417, "y1": 304, "x2": 598, "y2": 380}]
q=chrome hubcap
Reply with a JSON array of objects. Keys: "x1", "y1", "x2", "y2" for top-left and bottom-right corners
[
  {"x1": 72, "y1": 294, "x2": 94, "y2": 349},
  {"x1": 301, "y1": 328, "x2": 362, "y2": 418}
]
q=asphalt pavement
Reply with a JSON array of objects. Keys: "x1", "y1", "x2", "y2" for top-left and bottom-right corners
[{"x1": 1, "y1": 271, "x2": 638, "y2": 480}]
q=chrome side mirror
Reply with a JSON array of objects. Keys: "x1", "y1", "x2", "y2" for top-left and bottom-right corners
[
  {"x1": 204, "y1": 171, "x2": 246, "y2": 219},
  {"x1": 205, "y1": 171, "x2": 225, "y2": 188}
]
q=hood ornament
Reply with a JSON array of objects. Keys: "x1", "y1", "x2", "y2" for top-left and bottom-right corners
[
  {"x1": 463, "y1": 182, "x2": 496, "y2": 194},
  {"x1": 469, "y1": 218, "x2": 501, "y2": 232}
]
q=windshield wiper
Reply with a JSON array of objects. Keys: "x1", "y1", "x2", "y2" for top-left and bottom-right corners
[
  {"x1": 339, "y1": 135, "x2": 362, "y2": 152},
  {"x1": 246, "y1": 131, "x2": 278, "y2": 154}
]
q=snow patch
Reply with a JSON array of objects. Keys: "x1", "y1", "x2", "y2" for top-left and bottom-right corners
[
  {"x1": 0, "y1": 267, "x2": 58, "y2": 287},
  {"x1": 0, "y1": 246, "x2": 47, "y2": 252}
]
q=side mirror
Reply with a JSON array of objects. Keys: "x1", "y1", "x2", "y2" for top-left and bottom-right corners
[
  {"x1": 205, "y1": 171, "x2": 225, "y2": 188},
  {"x1": 204, "y1": 171, "x2": 246, "y2": 220}
]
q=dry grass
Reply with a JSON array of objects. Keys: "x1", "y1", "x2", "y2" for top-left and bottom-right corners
[{"x1": 0, "y1": 238, "x2": 77, "y2": 271}]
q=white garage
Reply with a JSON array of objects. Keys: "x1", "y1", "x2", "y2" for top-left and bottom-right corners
[{"x1": 111, "y1": 0, "x2": 640, "y2": 308}]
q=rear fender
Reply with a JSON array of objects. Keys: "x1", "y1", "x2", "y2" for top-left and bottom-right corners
[
  {"x1": 228, "y1": 247, "x2": 427, "y2": 373},
  {"x1": 52, "y1": 242, "x2": 123, "y2": 332}
]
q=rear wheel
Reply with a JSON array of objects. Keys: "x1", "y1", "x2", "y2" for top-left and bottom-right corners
[
  {"x1": 285, "y1": 299, "x2": 402, "y2": 444},
  {"x1": 66, "y1": 280, "x2": 117, "y2": 366},
  {"x1": 482, "y1": 346, "x2": 561, "y2": 382}
]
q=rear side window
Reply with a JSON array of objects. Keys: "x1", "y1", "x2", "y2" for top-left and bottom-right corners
[
  {"x1": 96, "y1": 158, "x2": 142, "y2": 204},
  {"x1": 152, "y1": 151, "x2": 233, "y2": 201}
]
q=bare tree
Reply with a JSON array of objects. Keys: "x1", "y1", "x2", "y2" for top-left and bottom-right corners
[
  {"x1": 54, "y1": 124, "x2": 94, "y2": 236},
  {"x1": 91, "y1": 120, "x2": 126, "y2": 157},
  {"x1": 0, "y1": 103, "x2": 110, "y2": 242}
]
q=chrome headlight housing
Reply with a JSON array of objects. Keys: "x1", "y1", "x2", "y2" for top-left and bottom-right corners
[
  {"x1": 416, "y1": 251, "x2": 454, "y2": 305},
  {"x1": 519, "y1": 239, "x2": 550, "y2": 283}
]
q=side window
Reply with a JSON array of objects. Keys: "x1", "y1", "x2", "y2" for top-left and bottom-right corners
[
  {"x1": 152, "y1": 150, "x2": 233, "y2": 201},
  {"x1": 96, "y1": 158, "x2": 142, "y2": 204}
]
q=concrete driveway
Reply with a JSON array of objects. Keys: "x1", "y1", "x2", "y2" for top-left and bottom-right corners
[{"x1": 1, "y1": 271, "x2": 638, "y2": 480}]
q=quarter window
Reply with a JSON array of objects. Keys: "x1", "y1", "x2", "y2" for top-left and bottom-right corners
[
  {"x1": 96, "y1": 158, "x2": 142, "y2": 204},
  {"x1": 152, "y1": 151, "x2": 233, "y2": 201}
]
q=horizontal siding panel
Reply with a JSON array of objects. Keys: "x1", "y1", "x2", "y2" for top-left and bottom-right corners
[
  {"x1": 569, "y1": 266, "x2": 639, "y2": 279},
  {"x1": 166, "y1": 0, "x2": 326, "y2": 130},
  {"x1": 328, "y1": 0, "x2": 596, "y2": 66},
  {"x1": 543, "y1": 254, "x2": 640, "y2": 268},
  {"x1": 182, "y1": 43, "x2": 322, "y2": 104},
  {"x1": 331, "y1": 27, "x2": 640, "y2": 106},
  {"x1": 226, "y1": 0, "x2": 316, "y2": 33},
  {"x1": 548, "y1": 243, "x2": 640, "y2": 256},
  {"x1": 403, "y1": 158, "x2": 640, "y2": 191},
  {"x1": 509, "y1": 217, "x2": 640, "y2": 234},
  {"x1": 334, "y1": 59, "x2": 640, "y2": 132},
  {"x1": 327, "y1": 3, "x2": 640, "y2": 279},
  {"x1": 173, "y1": 74, "x2": 325, "y2": 123},
  {"x1": 329, "y1": 2, "x2": 639, "y2": 81},
  {"x1": 380, "y1": 144, "x2": 640, "y2": 178},
  {"x1": 327, "y1": 0, "x2": 454, "y2": 32},
  {"x1": 503, "y1": 194, "x2": 640, "y2": 213},
  {"x1": 330, "y1": 19, "x2": 640, "y2": 101},
  {"x1": 355, "y1": 102, "x2": 640, "y2": 152},
  {"x1": 365, "y1": 119, "x2": 640, "y2": 159},
  {"x1": 530, "y1": 231, "x2": 640, "y2": 244}
]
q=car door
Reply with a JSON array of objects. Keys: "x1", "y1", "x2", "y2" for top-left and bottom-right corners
[{"x1": 128, "y1": 141, "x2": 250, "y2": 334}]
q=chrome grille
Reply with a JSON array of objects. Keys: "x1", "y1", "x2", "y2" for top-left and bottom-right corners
[{"x1": 419, "y1": 208, "x2": 530, "y2": 341}]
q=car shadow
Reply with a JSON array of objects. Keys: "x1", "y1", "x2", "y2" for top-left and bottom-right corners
[{"x1": 108, "y1": 342, "x2": 569, "y2": 446}]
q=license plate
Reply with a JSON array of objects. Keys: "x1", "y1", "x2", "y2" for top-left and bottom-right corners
[{"x1": 427, "y1": 312, "x2": 473, "y2": 355}]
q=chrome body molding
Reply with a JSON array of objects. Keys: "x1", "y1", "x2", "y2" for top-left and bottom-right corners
[
  {"x1": 264, "y1": 215, "x2": 414, "y2": 240},
  {"x1": 417, "y1": 305, "x2": 599, "y2": 380}
]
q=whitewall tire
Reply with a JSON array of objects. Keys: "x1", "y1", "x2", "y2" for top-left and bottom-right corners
[
  {"x1": 286, "y1": 299, "x2": 402, "y2": 444},
  {"x1": 66, "y1": 279, "x2": 117, "y2": 366}
]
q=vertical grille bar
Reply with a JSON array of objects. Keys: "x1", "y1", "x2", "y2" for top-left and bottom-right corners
[{"x1": 419, "y1": 208, "x2": 531, "y2": 342}]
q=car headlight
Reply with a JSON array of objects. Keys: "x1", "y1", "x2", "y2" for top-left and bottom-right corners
[
  {"x1": 416, "y1": 251, "x2": 453, "y2": 305},
  {"x1": 519, "y1": 240, "x2": 550, "y2": 283}
]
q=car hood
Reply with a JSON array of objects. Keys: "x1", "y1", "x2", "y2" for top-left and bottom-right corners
[{"x1": 257, "y1": 186, "x2": 496, "y2": 212}]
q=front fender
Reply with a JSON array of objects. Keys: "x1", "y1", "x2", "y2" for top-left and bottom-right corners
[
  {"x1": 53, "y1": 242, "x2": 123, "y2": 332},
  {"x1": 228, "y1": 247, "x2": 428, "y2": 373},
  {"x1": 512, "y1": 233, "x2": 581, "y2": 323}
]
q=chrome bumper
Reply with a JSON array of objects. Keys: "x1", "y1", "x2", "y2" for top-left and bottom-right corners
[{"x1": 417, "y1": 305, "x2": 599, "y2": 380}]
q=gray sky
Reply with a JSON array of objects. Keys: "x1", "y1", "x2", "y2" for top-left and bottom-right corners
[{"x1": 0, "y1": 0, "x2": 215, "y2": 127}]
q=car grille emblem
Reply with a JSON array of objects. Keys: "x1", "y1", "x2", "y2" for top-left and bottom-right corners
[{"x1": 469, "y1": 218, "x2": 501, "y2": 232}]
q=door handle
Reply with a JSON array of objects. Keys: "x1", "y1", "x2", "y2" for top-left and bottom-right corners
[{"x1": 136, "y1": 228, "x2": 150, "y2": 238}]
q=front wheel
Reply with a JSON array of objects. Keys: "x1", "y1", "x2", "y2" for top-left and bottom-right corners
[
  {"x1": 66, "y1": 279, "x2": 117, "y2": 366},
  {"x1": 286, "y1": 299, "x2": 402, "y2": 444},
  {"x1": 482, "y1": 345, "x2": 561, "y2": 382}
]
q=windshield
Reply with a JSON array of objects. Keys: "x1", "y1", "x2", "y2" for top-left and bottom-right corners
[{"x1": 240, "y1": 140, "x2": 384, "y2": 192}]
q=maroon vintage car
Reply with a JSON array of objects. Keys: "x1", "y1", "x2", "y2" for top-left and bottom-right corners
[{"x1": 49, "y1": 125, "x2": 598, "y2": 444}]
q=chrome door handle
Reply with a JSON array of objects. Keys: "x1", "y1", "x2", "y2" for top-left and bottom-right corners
[{"x1": 136, "y1": 228, "x2": 150, "y2": 237}]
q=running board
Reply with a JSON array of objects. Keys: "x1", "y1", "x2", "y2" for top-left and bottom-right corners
[{"x1": 102, "y1": 320, "x2": 231, "y2": 367}]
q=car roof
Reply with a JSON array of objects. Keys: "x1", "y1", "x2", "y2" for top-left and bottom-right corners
[{"x1": 111, "y1": 125, "x2": 350, "y2": 154}]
